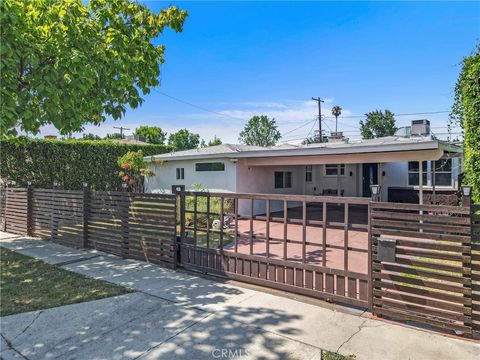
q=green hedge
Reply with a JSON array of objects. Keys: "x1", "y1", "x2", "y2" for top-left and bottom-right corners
[{"x1": 0, "y1": 138, "x2": 171, "y2": 190}]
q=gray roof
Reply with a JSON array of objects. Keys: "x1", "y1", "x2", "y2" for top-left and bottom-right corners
[{"x1": 146, "y1": 136, "x2": 462, "y2": 162}]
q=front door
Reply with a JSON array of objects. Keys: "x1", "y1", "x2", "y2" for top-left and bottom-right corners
[{"x1": 362, "y1": 163, "x2": 378, "y2": 197}]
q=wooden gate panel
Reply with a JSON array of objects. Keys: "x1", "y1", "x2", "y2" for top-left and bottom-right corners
[{"x1": 371, "y1": 201, "x2": 472, "y2": 335}]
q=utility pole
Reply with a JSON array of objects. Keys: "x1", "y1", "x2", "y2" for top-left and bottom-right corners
[
  {"x1": 311, "y1": 97, "x2": 324, "y2": 142},
  {"x1": 113, "y1": 126, "x2": 130, "y2": 139}
]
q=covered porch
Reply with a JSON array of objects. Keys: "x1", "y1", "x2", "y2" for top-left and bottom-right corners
[{"x1": 236, "y1": 138, "x2": 462, "y2": 205}]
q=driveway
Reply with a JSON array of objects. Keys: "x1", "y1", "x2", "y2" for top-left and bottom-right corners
[{"x1": 1, "y1": 233, "x2": 478, "y2": 360}]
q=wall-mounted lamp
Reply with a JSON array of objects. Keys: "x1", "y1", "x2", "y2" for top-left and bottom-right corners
[
  {"x1": 382, "y1": 171, "x2": 386, "y2": 177},
  {"x1": 370, "y1": 184, "x2": 381, "y2": 196},
  {"x1": 462, "y1": 185, "x2": 472, "y2": 197},
  {"x1": 349, "y1": 171, "x2": 353, "y2": 177}
]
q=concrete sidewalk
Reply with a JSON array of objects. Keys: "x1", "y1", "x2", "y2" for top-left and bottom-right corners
[{"x1": 1, "y1": 232, "x2": 478, "y2": 360}]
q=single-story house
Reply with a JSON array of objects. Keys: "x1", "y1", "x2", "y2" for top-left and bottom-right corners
[{"x1": 145, "y1": 120, "x2": 463, "y2": 207}]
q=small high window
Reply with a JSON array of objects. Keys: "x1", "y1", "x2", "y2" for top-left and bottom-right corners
[
  {"x1": 325, "y1": 164, "x2": 345, "y2": 176},
  {"x1": 195, "y1": 162, "x2": 225, "y2": 172},
  {"x1": 176, "y1": 168, "x2": 184, "y2": 180},
  {"x1": 305, "y1": 165, "x2": 313, "y2": 182},
  {"x1": 274, "y1": 171, "x2": 292, "y2": 189}
]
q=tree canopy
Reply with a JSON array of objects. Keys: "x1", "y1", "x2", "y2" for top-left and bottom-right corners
[
  {"x1": 451, "y1": 44, "x2": 480, "y2": 202},
  {"x1": 360, "y1": 110, "x2": 397, "y2": 139},
  {"x1": 207, "y1": 136, "x2": 222, "y2": 147},
  {"x1": 168, "y1": 129, "x2": 200, "y2": 151},
  {"x1": 134, "y1": 126, "x2": 167, "y2": 144},
  {"x1": 0, "y1": 0, "x2": 187, "y2": 136},
  {"x1": 238, "y1": 115, "x2": 281, "y2": 147}
]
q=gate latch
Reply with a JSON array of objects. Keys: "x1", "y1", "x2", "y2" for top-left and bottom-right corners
[{"x1": 377, "y1": 238, "x2": 396, "y2": 262}]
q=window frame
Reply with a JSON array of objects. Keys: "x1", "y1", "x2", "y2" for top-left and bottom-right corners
[
  {"x1": 274, "y1": 171, "x2": 293, "y2": 189},
  {"x1": 195, "y1": 162, "x2": 225, "y2": 172},
  {"x1": 305, "y1": 165, "x2": 313, "y2": 183},
  {"x1": 324, "y1": 164, "x2": 345, "y2": 177},
  {"x1": 432, "y1": 158, "x2": 453, "y2": 187},
  {"x1": 176, "y1": 167, "x2": 184, "y2": 180}
]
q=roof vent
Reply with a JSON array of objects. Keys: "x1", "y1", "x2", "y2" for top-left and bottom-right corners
[{"x1": 411, "y1": 119, "x2": 430, "y2": 137}]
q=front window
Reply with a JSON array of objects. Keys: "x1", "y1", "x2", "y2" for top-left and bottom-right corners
[
  {"x1": 195, "y1": 162, "x2": 225, "y2": 171},
  {"x1": 176, "y1": 168, "x2": 184, "y2": 180},
  {"x1": 433, "y1": 159, "x2": 452, "y2": 186},
  {"x1": 325, "y1": 164, "x2": 345, "y2": 176},
  {"x1": 274, "y1": 171, "x2": 292, "y2": 189},
  {"x1": 408, "y1": 161, "x2": 428, "y2": 186},
  {"x1": 305, "y1": 165, "x2": 313, "y2": 182}
]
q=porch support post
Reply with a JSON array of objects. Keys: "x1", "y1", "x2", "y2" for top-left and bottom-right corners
[
  {"x1": 432, "y1": 160, "x2": 436, "y2": 204},
  {"x1": 419, "y1": 161, "x2": 424, "y2": 205}
]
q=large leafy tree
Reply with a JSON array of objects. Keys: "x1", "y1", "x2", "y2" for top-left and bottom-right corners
[
  {"x1": 168, "y1": 129, "x2": 200, "y2": 151},
  {"x1": 451, "y1": 45, "x2": 480, "y2": 202},
  {"x1": 239, "y1": 115, "x2": 281, "y2": 147},
  {"x1": 0, "y1": 0, "x2": 187, "y2": 136},
  {"x1": 134, "y1": 126, "x2": 167, "y2": 144},
  {"x1": 360, "y1": 110, "x2": 397, "y2": 139}
]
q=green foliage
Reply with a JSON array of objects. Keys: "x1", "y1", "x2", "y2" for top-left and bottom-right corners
[
  {"x1": 82, "y1": 133, "x2": 102, "y2": 140},
  {"x1": 451, "y1": 44, "x2": 480, "y2": 202},
  {"x1": 105, "y1": 133, "x2": 124, "y2": 140},
  {"x1": 117, "y1": 150, "x2": 154, "y2": 192},
  {"x1": 0, "y1": 138, "x2": 170, "y2": 190},
  {"x1": 133, "y1": 126, "x2": 167, "y2": 144},
  {"x1": 204, "y1": 136, "x2": 222, "y2": 147},
  {"x1": 168, "y1": 129, "x2": 200, "y2": 151},
  {"x1": 238, "y1": 115, "x2": 281, "y2": 147},
  {"x1": 0, "y1": 0, "x2": 187, "y2": 136},
  {"x1": 360, "y1": 110, "x2": 397, "y2": 139}
]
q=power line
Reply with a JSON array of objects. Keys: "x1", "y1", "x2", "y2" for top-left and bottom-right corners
[
  {"x1": 280, "y1": 119, "x2": 317, "y2": 136},
  {"x1": 154, "y1": 89, "x2": 249, "y2": 122}
]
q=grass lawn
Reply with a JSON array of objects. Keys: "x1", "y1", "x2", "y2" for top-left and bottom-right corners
[{"x1": 0, "y1": 248, "x2": 133, "y2": 316}]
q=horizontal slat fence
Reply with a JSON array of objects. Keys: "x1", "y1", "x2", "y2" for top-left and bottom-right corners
[
  {"x1": 472, "y1": 204, "x2": 480, "y2": 334},
  {"x1": 0, "y1": 187, "x2": 177, "y2": 269},
  {"x1": 4, "y1": 188, "x2": 28, "y2": 235},
  {"x1": 371, "y1": 201, "x2": 473, "y2": 336}
]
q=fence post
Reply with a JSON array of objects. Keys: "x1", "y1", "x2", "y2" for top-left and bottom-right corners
[
  {"x1": 26, "y1": 182, "x2": 33, "y2": 236},
  {"x1": 369, "y1": 196, "x2": 376, "y2": 313},
  {"x1": 172, "y1": 185, "x2": 186, "y2": 267},
  {"x1": 462, "y1": 204, "x2": 473, "y2": 336},
  {"x1": 121, "y1": 184, "x2": 130, "y2": 259},
  {"x1": 1, "y1": 185, "x2": 6, "y2": 232},
  {"x1": 82, "y1": 183, "x2": 90, "y2": 249}
]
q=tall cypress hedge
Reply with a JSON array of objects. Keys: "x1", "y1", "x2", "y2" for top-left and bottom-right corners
[{"x1": 0, "y1": 138, "x2": 171, "y2": 190}]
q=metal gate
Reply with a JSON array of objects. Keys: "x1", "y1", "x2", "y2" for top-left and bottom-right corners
[{"x1": 176, "y1": 191, "x2": 372, "y2": 309}]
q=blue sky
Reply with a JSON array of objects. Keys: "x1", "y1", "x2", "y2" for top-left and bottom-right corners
[{"x1": 44, "y1": 1, "x2": 479, "y2": 143}]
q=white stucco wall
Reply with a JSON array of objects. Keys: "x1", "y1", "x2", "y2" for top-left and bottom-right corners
[
  {"x1": 144, "y1": 157, "x2": 237, "y2": 193},
  {"x1": 379, "y1": 157, "x2": 461, "y2": 200}
]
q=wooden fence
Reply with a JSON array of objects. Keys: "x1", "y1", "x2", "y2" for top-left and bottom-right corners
[
  {"x1": 472, "y1": 204, "x2": 480, "y2": 334},
  {"x1": 1, "y1": 187, "x2": 177, "y2": 269},
  {"x1": 1, "y1": 186, "x2": 478, "y2": 337},
  {"x1": 371, "y1": 201, "x2": 474, "y2": 336}
]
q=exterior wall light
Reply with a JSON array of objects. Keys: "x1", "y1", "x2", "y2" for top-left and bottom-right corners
[
  {"x1": 370, "y1": 184, "x2": 381, "y2": 196},
  {"x1": 462, "y1": 185, "x2": 472, "y2": 197}
]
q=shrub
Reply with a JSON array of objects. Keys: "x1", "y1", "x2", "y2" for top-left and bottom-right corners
[{"x1": 0, "y1": 138, "x2": 171, "y2": 190}]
